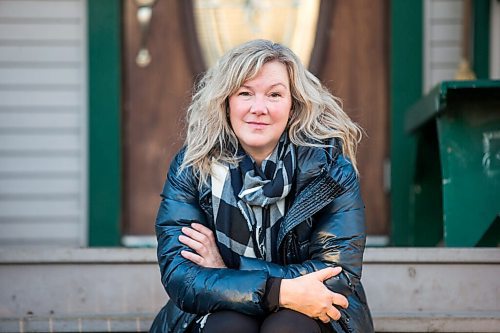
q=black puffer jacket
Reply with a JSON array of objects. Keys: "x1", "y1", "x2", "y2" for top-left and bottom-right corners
[{"x1": 150, "y1": 143, "x2": 374, "y2": 333}]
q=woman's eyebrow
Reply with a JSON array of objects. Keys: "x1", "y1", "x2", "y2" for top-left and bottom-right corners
[
  {"x1": 269, "y1": 83, "x2": 288, "y2": 89},
  {"x1": 240, "y1": 82, "x2": 288, "y2": 89}
]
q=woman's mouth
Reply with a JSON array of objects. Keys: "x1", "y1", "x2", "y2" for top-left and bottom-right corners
[{"x1": 246, "y1": 122, "x2": 269, "y2": 129}]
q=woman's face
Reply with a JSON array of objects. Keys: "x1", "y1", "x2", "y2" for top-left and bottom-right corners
[{"x1": 228, "y1": 61, "x2": 292, "y2": 164}]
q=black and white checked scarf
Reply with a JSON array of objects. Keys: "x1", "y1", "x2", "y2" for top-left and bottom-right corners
[{"x1": 211, "y1": 134, "x2": 296, "y2": 267}]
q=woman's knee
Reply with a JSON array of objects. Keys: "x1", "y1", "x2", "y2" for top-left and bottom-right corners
[
  {"x1": 260, "y1": 309, "x2": 323, "y2": 333},
  {"x1": 192, "y1": 311, "x2": 259, "y2": 333}
]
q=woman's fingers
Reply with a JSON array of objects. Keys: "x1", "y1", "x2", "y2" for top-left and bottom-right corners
[
  {"x1": 178, "y1": 224, "x2": 226, "y2": 269},
  {"x1": 181, "y1": 226, "x2": 209, "y2": 244},
  {"x1": 280, "y1": 269, "x2": 349, "y2": 323},
  {"x1": 318, "y1": 314, "x2": 331, "y2": 323},
  {"x1": 311, "y1": 266, "x2": 342, "y2": 281},
  {"x1": 312, "y1": 267, "x2": 349, "y2": 309},
  {"x1": 331, "y1": 292, "x2": 349, "y2": 309},
  {"x1": 326, "y1": 306, "x2": 341, "y2": 321},
  {"x1": 180, "y1": 250, "x2": 203, "y2": 265},
  {"x1": 191, "y1": 223, "x2": 215, "y2": 239},
  {"x1": 178, "y1": 235, "x2": 206, "y2": 255}
]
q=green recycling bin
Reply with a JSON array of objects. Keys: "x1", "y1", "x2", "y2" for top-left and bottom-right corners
[{"x1": 405, "y1": 80, "x2": 500, "y2": 247}]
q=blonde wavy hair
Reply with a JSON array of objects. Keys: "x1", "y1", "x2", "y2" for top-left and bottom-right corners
[{"x1": 181, "y1": 39, "x2": 362, "y2": 185}]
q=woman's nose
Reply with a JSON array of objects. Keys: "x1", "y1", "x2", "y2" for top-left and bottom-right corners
[{"x1": 250, "y1": 97, "x2": 268, "y2": 115}]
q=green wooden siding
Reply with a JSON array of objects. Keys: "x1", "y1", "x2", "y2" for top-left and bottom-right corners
[
  {"x1": 390, "y1": 0, "x2": 423, "y2": 245},
  {"x1": 473, "y1": 0, "x2": 490, "y2": 79},
  {"x1": 87, "y1": 0, "x2": 122, "y2": 246}
]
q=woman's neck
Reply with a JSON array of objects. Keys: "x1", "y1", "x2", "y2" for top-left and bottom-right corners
[{"x1": 244, "y1": 148, "x2": 273, "y2": 167}]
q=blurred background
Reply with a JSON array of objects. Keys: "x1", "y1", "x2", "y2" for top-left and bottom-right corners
[
  {"x1": 1, "y1": 0, "x2": 498, "y2": 248},
  {"x1": 0, "y1": 0, "x2": 499, "y2": 332}
]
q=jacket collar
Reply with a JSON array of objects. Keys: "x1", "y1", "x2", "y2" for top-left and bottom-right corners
[{"x1": 198, "y1": 139, "x2": 342, "y2": 238}]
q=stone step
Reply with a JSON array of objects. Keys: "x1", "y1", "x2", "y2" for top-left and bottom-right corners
[
  {"x1": 0, "y1": 314, "x2": 154, "y2": 333},
  {"x1": 1, "y1": 312, "x2": 499, "y2": 333},
  {"x1": 373, "y1": 312, "x2": 500, "y2": 332},
  {"x1": 0, "y1": 247, "x2": 498, "y2": 332},
  {"x1": 1, "y1": 312, "x2": 498, "y2": 333}
]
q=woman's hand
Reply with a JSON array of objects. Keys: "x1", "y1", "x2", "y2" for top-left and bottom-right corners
[
  {"x1": 179, "y1": 223, "x2": 226, "y2": 268},
  {"x1": 279, "y1": 267, "x2": 348, "y2": 323}
]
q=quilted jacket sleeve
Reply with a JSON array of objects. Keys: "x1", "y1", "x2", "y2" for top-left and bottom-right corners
[
  {"x1": 309, "y1": 153, "x2": 366, "y2": 296},
  {"x1": 156, "y1": 149, "x2": 269, "y2": 316},
  {"x1": 239, "y1": 153, "x2": 366, "y2": 297}
]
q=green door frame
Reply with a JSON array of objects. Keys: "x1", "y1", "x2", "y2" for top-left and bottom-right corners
[
  {"x1": 87, "y1": 0, "x2": 122, "y2": 246},
  {"x1": 390, "y1": 0, "x2": 423, "y2": 246}
]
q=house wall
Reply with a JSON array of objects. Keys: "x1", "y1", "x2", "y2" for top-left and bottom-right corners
[
  {"x1": 491, "y1": 0, "x2": 500, "y2": 79},
  {"x1": 424, "y1": 0, "x2": 464, "y2": 93},
  {"x1": 0, "y1": 0, "x2": 87, "y2": 246}
]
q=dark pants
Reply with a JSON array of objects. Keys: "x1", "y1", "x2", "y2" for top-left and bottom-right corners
[{"x1": 190, "y1": 309, "x2": 333, "y2": 333}]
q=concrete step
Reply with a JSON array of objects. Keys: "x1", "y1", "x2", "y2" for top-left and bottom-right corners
[
  {"x1": 1, "y1": 312, "x2": 499, "y2": 333},
  {"x1": 0, "y1": 314, "x2": 154, "y2": 333},
  {"x1": 1, "y1": 312, "x2": 498, "y2": 333},
  {"x1": 372, "y1": 312, "x2": 500, "y2": 333},
  {"x1": 0, "y1": 247, "x2": 498, "y2": 332}
]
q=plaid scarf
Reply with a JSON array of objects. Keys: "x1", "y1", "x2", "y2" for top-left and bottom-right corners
[{"x1": 211, "y1": 134, "x2": 296, "y2": 268}]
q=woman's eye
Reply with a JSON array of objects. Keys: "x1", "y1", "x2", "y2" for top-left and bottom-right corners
[
  {"x1": 238, "y1": 91, "x2": 251, "y2": 96},
  {"x1": 270, "y1": 92, "x2": 281, "y2": 98}
]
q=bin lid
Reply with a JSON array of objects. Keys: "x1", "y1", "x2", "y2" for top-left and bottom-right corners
[{"x1": 405, "y1": 80, "x2": 500, "y2": 133}]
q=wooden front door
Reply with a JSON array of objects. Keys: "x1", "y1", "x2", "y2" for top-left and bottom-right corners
[
  {"x1": 122, "y1": 0, "x2": 389, "y2": 238},
  {"x1": 122, "y1": 0, "x2": 195, "y2": 236},
  {"x1": 318, "y1": 1, "x2": 390, "y2": 237}
]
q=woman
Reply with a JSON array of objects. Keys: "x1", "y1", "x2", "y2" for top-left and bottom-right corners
[{"x1": 151, "y1": 40, "x2": 373, "y2": 333}]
